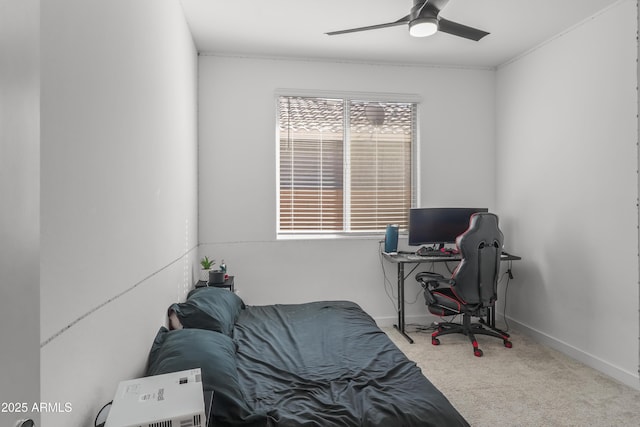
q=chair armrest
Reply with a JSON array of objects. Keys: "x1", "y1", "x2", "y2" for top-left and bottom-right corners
[{"x1": 415, "y1": 271, "x2": 452, "y2": 288}]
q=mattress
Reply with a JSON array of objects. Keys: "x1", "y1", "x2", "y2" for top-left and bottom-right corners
[
  {"x1": 151, "y1": 288, "x2": 468, "y2": 426},
  {"x1": 233, "y1": 300, "x2": 468, "y2": 427}
]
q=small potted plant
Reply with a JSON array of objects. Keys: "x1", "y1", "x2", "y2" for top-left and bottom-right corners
[{"x1": 200, "y1": 256, "x2": 215, "y2": 282}]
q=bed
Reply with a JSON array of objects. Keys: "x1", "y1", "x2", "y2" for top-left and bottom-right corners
[{"x1": 148, "y1": 287, "x2": 469, "y2": 427}]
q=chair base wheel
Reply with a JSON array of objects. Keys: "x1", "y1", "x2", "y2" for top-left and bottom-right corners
[{"x1": 428, "y1": 317, "x2": 513, "y2": 356}]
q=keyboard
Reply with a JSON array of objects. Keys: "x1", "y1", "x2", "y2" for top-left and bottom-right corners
[
  {"x1": 423, "y1": 251, "x2": 454, "y2": 257},
  {"x1": 407, "y1": 251, "x2": 456, "y2": 260}
]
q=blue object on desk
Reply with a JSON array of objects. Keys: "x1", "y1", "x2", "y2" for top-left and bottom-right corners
[{"x1": 385, "y1": 224, "x2": 399, "y2": 253}]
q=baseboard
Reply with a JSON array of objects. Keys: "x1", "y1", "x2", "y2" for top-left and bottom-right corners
[
  {"x1": 374, "y1": 314, "x2": 437, "y2": 329},
  {"x1": 378, "y1": 311, "x2": 640, "y2": 391},
  {"x1": 507, "y1": 317, "x2": 640, "y2": 391}
]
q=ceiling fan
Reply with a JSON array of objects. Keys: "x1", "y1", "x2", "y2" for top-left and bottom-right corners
[{"x1": 326, "y1": 0, "x2": 489, "y2": 41}]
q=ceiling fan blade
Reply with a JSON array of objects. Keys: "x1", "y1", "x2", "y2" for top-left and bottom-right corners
[
  {"x1": 426, "y1": 0, "x2": 450, "y2": 12},
  {"x1": 326, "y1": 15, "x2": 410, "y2": 36},
  {"x1": 437, "y1": 18, "x2": 489, "y2": 41}
]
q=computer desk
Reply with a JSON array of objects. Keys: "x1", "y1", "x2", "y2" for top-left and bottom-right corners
[{"x1": 382, "y1": 250, "x2": 522, "y2": 344}]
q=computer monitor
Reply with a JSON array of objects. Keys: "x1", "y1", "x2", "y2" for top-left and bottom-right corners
[{"x1": 408, "y1": 207, "x2": 489, "y2": 248}]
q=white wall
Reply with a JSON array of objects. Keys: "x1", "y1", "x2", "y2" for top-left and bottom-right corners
[
  {"x1": 40, "y1": 1, "x2": 198, "y2": 425},
  {"x1": 0, "y1": 0, "x2": 40, "y2": 425},
  {"x1": 496, "y1": 0, "x2": 639, "y2": 388},
  {"x1": 198, "y1": 56, "x2": 496, "y2": 323}
]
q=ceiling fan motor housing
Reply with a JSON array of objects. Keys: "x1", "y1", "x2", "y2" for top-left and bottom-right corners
[
  {"x1": 410, "y1": 1, "x2": 440, "y2": 37},
  {"x1": 411, "y1": 0, "x2": 439, "y2": 21}
]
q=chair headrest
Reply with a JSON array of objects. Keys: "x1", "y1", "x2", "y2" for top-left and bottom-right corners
[{"x1": 456, "y1": 213, "x2": 503, "y2": 250}]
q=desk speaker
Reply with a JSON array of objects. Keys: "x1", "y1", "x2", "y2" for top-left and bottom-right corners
[{"x1": 385, "y1": 224, "x2": 399, "y2": 253}]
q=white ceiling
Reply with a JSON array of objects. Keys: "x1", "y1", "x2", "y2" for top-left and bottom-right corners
[{"x1": 180, "y1": 0, "x2": 621, "y2": 68}]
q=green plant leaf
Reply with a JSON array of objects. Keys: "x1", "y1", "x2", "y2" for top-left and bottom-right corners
[{"x1": 200, "y1": 256, "x2": 215, "y2": 269}]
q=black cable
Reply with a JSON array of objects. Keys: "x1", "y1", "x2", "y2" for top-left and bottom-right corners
[
  {"x1": 94, "y1": 401, "x2": 113, "y2": 427},
  {"x1": 403, "y1": 262, "x2": 421, "y2": 282},
  {"x1": 378, "y1": 241, "x2": 400, "y2": 313},
  {"x1": 412, "y1": 314, "x2": 459, "y2": 334},
  {"x1": 444, "y1": 261, "x2": 457, "y2": 274},
  {"x1": 379, "y1": 242, "x2": 433, "y2": 308},
  {"x1": 405, "y1": 283, "x2": 425, "y2": 305},
  {"x1": 410, "y1": 322, "x2": 437, "y2": 332},
  {"x1": 498, "y1": 261, "x2": 512, "y2": 332}
]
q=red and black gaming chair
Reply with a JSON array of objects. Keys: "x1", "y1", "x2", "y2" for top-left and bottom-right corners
[{"x1": 415, "y1": 212, "x2": 512, "y2": 357}]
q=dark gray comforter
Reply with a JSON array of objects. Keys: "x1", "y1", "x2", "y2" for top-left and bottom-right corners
[{"x1": 232, "y1": 301, "x2": 469, "y2": 427}]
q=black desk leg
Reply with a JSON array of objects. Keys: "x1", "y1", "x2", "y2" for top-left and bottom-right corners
[
  {"x1": 490, "y1": 306, "x2": 496, "y2": 328},
  {"x1": 393, "y1": 262, "x2": 414, "y2": 344}
]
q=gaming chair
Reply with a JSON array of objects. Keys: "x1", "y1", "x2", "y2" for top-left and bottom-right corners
[{"x1": 415, "y1": 212, "x2": 512, "y2": 357}]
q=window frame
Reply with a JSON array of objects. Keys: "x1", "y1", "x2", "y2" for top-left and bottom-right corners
[{"x1": 275, "y1": 89, "x2": 421, "y2": 239}]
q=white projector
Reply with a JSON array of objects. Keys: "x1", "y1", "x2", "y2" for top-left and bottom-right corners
[{"x1": 105, "y1": 368, "x2": 206, "y2": 427}]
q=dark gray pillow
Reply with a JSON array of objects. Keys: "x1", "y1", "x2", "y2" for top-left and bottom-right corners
[
  {"x1": 146, "y1": 327, "x2": 265, "y2": 425},
  {"x1": 169, "y1": 286, "x2": 244, "y2": 336}
]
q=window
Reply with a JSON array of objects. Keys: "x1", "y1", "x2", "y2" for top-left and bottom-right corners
[{"x1": 277, "y1": 95, "x2": 417, "y2": 235}]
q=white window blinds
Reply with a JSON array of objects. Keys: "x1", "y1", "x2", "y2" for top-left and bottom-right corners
[{"x1": 278, "y1": 95, "x2": 416, "y2": 234}]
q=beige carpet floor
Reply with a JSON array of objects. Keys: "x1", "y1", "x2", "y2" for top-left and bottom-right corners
[{"x1": 385, "y1": 325, "x2": 640, "y2": 427}]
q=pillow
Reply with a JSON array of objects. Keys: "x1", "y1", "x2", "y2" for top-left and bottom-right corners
[
  {"x1": 146, "y1": 327, "x2": 265, "y2": 425},
  {"x1": 169, "y1": 286, "x2": 244, "y2": 336}
]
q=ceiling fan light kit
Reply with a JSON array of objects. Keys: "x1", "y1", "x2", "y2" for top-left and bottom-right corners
[
  {"x1": 409, "y1": 17, "x2": 439, "y2": 37},
  {"x1": 326, "y1": 0, "x2": 489, "y2": 42}
]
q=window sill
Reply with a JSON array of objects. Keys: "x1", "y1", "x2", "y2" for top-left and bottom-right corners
[{"x1": 277, "y1": 233, "x2": 402, "y2": 241}]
